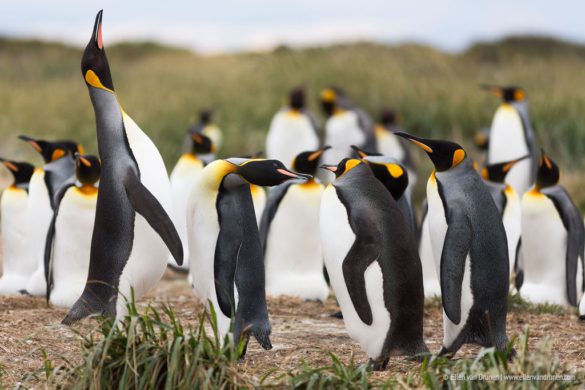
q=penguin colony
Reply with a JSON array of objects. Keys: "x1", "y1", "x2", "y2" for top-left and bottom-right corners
[{"x1": 0, "y1": 10, "x2": 583, "y2": 370}]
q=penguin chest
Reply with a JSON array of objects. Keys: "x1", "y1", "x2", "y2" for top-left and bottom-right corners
[
  {"x1": 27, "y1": 170, "x2": 53, "y2": 258},
  {"x1": 520, "y1": 190, "x2": 568, "y2": 304},
  {"x1": 266, "y1": 111, "x2": 319, "y2": 165},
  {"x1": 320, "y1": 185, "x2": 390, "y2": 359},
  {"x1": 375, "y1": 126, "x2": 405, "y2": 161},
  {"x1": 418, "y1": 214, "x2": 441, "y2": 297},
  {"x1": 264, "y1": 183, "x2": 327, "y2": 300},
  {"x1": 50, "y1": 188, "x2": 97, "y2": 307},
  {"x1": 250, "y1": 185, "x2": 266, "y2": 225},
  {"x1": 1, "y1": 188, "x2": 31, "y2": 276},
  {"x1": 323, "y1": 111, "x2": 365, "y2": 165}
]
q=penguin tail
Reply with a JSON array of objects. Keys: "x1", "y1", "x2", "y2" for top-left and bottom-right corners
[{"x1": 62, "y1": 300, "x2": 94, "y2": 325}]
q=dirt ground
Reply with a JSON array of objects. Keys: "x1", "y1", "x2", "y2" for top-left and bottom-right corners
[{"x1": 1, "y1": 268, "x2": 584, "y2": 387}]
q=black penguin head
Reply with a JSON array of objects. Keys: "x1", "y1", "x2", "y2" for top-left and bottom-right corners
[
  {"x1": 473, "y1": 128, "x2": 490, "y2": 151},
  {"x1": 350, "y1": 145, "x2": 382, "y2": 159},
  {"x1": 81, "y1": 10, "x2": 115, "y2": 93},
  {"x1": 395, "y1": 132, "x2": 467, "y2": 172},
  {"x1": 18, "y1": 135, "x2": 82, "y2": 163},
  {"x1": 75, "y1": 153, "x2": 101, "y2": 185},
  {"x1": 199, "y1": 109, "x2": 213, "y2": 125},
  {"x1": 481, "y1": 85, "x2": 526, "y2": 103},
  {"x1": 320, "y1": 86, "x2": 342, "y2": 117},
  {"x1": 190, "y1": 132, "x2": 215, "y2": 155},
  {"x1": 320, "y1": 158, "x2": 362, "y2": 178},
  {"x1": 289, "y1": 86, "x2": 306, "y2": 111},
  {"x1": 481, "y1": 155, "x2": 529, "y2": 183},
  {"x1": 228, "y1": 159, "x2": 311, "y2": 186},
  {"x1": 291, "y1": 146, "x2": 331, "y2": 175},
  {"x1": 0, "y1": 158, "x2": 35, "y2": 186},
  {"x1": 535, "y1": 149, "x2": 560, "y2": 189},
  {"x1": 379, "y1": 107, "x2": 397, "y2": 126}
]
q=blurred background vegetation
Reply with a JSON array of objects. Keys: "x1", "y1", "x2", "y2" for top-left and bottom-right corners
[{"x1": 1, "y1": 36, "x2": 585, "y2": 208}]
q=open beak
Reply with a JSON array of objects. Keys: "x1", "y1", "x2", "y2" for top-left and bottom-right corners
[
  {"x1": 320, "y1": 164, "x2": 338, "y2": 173},
  {"x1": 394, "y1": 132, "x2": 434, "y2": 153},
  {"x1": 308, "y1": 145, "x2": 331, "y2": 161},
  {"x1": 480, "y1": 84, "x2": 503, "y2": 98},
  {"x1": 92, "y1": 10, "x2": 104, "y2": 49},
  {"x1": 18, "y1": 135, "x2": 43, "y2": 153}
]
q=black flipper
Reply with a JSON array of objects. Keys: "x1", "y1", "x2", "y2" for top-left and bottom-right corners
[
  {"x1": 44, "y1": 183, "x2": 74, "y2": 302},
  {"x1": 440, "y1": 210, "x2": 472, "y2": 324},
  {"x1": 125, "y1": 173, "x2": 184, "y2": 266},
  {"x1": 258, "y1": 181, "x2": 294, "y2": 253},
  {"x1": 514, "y1": 239, "x2": 524, "y2": 290},
  {"x1": 544, "y1": 187, "x2": 585, "y2": 306}
]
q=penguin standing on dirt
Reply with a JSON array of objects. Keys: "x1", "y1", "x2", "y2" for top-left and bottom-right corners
[
  {"x1": 260, "y1": 146, "x2": 330, "y2": 302},
  {"x1": 483, "y1": 85, "x2": 537, "y2": 195},
  {"x1": 18, "y1": 136, "x2": 81, "y2": 296},
  {"x1": 519, "y1": 150, "x2": 584, "y2": 307},
  {"x1": 319, "y1": 87, "x2": 375, "y2": 179},
  {"x1": 185, "y1": 110, "x2": 222, "y2": 160},
  {"x1": 44, "y1": 154, "x2": 101, "y2": 308},
  {"x1": 320, "y1": 158, "x2": 428, "y2": 370},
  {"x1": 187, "y1": 158, "x2": 309, "y2": 355},
  {"x1": 168, "y1": 132, "x2": 215, "y2": 272},
  {"x1": 266, "y1": 86, "x2": 320, "y2": 166},
  {"x1": 0, "y1": 159, "x2": 35, "y2": 294},
  {"x1": 63, "y1": 11, "x2": 183, "y2": 324},
  {"x1": 396, "y1": 132, "x2": 511, "y2": 356},
  {"x1": 481, "y1": 157, "x2": 527, "y2": 283}
]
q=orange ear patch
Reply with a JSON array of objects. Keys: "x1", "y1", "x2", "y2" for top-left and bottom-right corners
[
  {"x1": 386, "y1": 164, "x2": 403, "y2": 178},
  {"x1": 192, "y1": 133, "x2": 203, "y2": 144},
  {"x1": 452, "y1": 149, "x2": 466, "y2": 167},
  {"x1": 52, "y1": 149, "x2": 66, "y2": 161}
]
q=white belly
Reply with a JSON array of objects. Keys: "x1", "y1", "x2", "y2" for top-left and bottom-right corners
[
  {"x1": 116, "y1": 113, "x2": 174, "y2": 318},
  {"x1": 266, "y1": 111, "x2": 319, "y2": 167},
  {"x1": 520, "y1": 190, "x2": 573, "y2": 305},
  {"x1": 168, "y1": 154, "x2": 204, "y2": 269},
  {"x1": 265, "y1": 183, "x2": 328, "y2": 301},
  {"x1": 50, "y1": 188, "x2": 97, "y2": 308},
  {"x1": 320, "y1": 185, "x2": 390, "y2": 359},
  {"x1": 418, "y1": 213, "x2": 441, "y2": 297},
  {"x1": 375, "y1": 127, "x2": 405, "y2": 161},
  {"x1": 25, "y1": 170, "x2": 53, "y2": 296},
  {"x1": 488, "y1": 105, "x2": 531, "y2": 194},
  {"x1": 0, "y1": 187, "x2": 34, "y2": 294},
  {"x1": 427, "y1": 175, "x2": 473, "y2": 348},
  {"x1": 502, "y1": 187, "x2": 521, "y2": 280},
  {"x1": 322, "y1": 111, "x2": 365, "y2": 166},
  {"x1": 251, "y1": 185, "x2": 266, "y2": 226}
]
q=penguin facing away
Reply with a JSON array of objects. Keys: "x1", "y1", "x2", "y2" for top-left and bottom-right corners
[
  {"x1": 320, "y1": 158, "x2": 428, "y2": 370},
  {"x1": 63, "y1": 11, "x2": 183, "y2": 324},
  {"x1": 266, "y1": 86, "x2": 320, "y2": 166},
  {"x1": 519, "y1": 150, "x2": 584, "y2": 307},
  {"x1": 18, "y1": 136, "x2": 81, "y2": 296},
  {"x1": 185, "y1": 110, "x2": 221, "y2": 163},
  {"x1": 44, "y1": 154, "x2": 101, "y2": 307},
  {"x1": 482, "y1": 85, "x2": 537, "y2": 195},
  {"x1": 168, "y1": 132, "x2": 215, "y2": 272},
  {"x1": 0, "y1": 159, "x2": 35, "y2": 294},
  {"x1": 187, "y1": 158, "x2": 310, "y2": 355},
  {"x1": 259, "y1": 146, "x2": 331, "y2": 302},
  {"x1": 396, "y1": 132, "x2": 511, "y2": 356}
]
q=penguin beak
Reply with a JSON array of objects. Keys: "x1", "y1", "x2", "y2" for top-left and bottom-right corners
[
  {"x1": 191, "y1": 133, "x2": 204, "y2": 144},
  {"x1": 480, "y1": 84, "x2": 503, "y2": 98},
  {"x1": 350, "y1": 145, "x2": 368, "y2": 159},
  {"x1": 0, "y1": 158, "x2": 19, "y2": 172},
  {"x1": 320, "y1": 164, "x2": 338, "y2": 173},
  {"x1": 75, "y1": 153, "x2": 92, "y2": 167},
  {"x1": 18, "y1": 135, "x2": 43, "y2": 153},
  {"x1": 394, "y1": 132, "x2": 434, "y2": 154},
  {"x1": 92, "y1": 10, "x2": 104, "y2": 50},
  {"x1": 277, "y1": 168, "x2": 311, "y2": 181},
  {"x1": 307, "y1": 146, "x2": 331, "y2": 161},
  {"x1": 540, "y1": 149, "x2": 553, "y2": 169},
  {"x1": 502, "y1": 155, "x2": 530, "y2": 172}
]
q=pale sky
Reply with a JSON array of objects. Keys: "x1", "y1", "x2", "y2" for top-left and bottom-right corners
[{"x1": 0, "y1": 1, "x2": 583, "y2": 54}]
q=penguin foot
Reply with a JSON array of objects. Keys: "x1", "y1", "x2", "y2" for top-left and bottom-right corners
[
  {"x1": 18, "y1": 289, "x2": 31, "y2": 296},
  {"x1": 438, "y1": 346, "x2": 456, "y2": 359},
  {"x1": 330, "y1": 311, "x2": 343, "y2": 319},
  {"x1": 369, "y1": 357, "x2": 389, "y2": 371},
  {"x1": 62, "y1": 301, "x2": 95, "y2": 325},
  {"x1": 579, "y1": 315, "x2": 585, "y2": 321}
]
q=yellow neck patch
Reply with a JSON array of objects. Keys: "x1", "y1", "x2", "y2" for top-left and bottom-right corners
[
  {"x1": 76, "y1": 185, "x2": 98, "y2": 196},
  {"x1": 85, "y1": 70, "x2": 114, "y2": 93},
  {"x1": 342, "y1": 159, "x2": 361, "y2": 175},
  {"x1": 452, "y1": 149, "x2": 466, "y2": 168}
]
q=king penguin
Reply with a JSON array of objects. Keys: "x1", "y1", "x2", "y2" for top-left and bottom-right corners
[
  {"x1": 185, "y1": 110, "x2": 221, "y2": 163},
  {"x1": 266, "y1": 86, "x2": 320, "y2": 166},
  {"x1": 259, "y1": 146, "x2": 330, "y2": 302},
  {"x1": 45, "y1": 154, "x2": 101, "y2": 308},
  {"x1": 320, "y1": 158, "x2": 428, "y2": 369},
  {"x1": 19, "y1": 136, "x2": 81, "y2": 296},
  {"x1": 319, "y1": 87, "x2": 376, "y2": 181},
  {"x1": 63, "y1": 11, "x2": 183, "y2": 324},
  {"x1": 168, "y1": 132, "x2": 215, "y2": 272},
  {"x1": 395, "y1": 132, "x2": 512, "y2": 356},
  {"x1": 518, "y1": 150, "x2": 584, "y2": 307},
  {"x1": 483, "y1": 85, "x2": 537, "y2": 195},
  {"x1": 481, "y1": 157, "x2": 527, "y2": 284},
  {"x1": 0, "y1": 159, "x2": 35, "y2": 294},
  {"x1": 187, "y1": 158, "x2": 310, "y2": 355}
]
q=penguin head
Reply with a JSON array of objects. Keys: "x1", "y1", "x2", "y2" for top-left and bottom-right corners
[
  {"x1": 535, "y1": 149, "x2": 560, "y2": 189},
  {"x1": 473, "y1": 128, "x2": 490, "y2": 151},
  {"x1": 351, "y1": 146, "x2": 408, "y2": 199},
  {"x1": 481, "y1": 85, "x2": 526, "y2": 103},
  {"x1": 320, "y1": 86, "x2": 342, "y2": 116},
  {"x1": 199, "y1": 109, "x2": 213, "y2": 125},
  {"x1": 75, "y1": 153, "x2": 101, "y2": 185},
  {"x1": 320, "y1": 158, "x2": 362, "y2": 178},
  {"x1": 18, "y1": 135, "x2": 82, "y2": 163},
  {"x1": 291, "y1": 146, "x2": 331, "y2": 175},
  {"x1": 481, "y1": 155, "x2": 529, "y2": 183},
  {"x1": 379, "y1": 107, "x2": 398, "y2": 126},
  {"x1": 395, "y1": 132, "x2": 466, "y2": 172},
  {"x1": 0, "y1": 158, "x2": 35, "y2": 186},
  {"x1": 227, "y1": 158, "x2": 311, "y2": 186},
  {"x1": 190, "y1": 132, "x2": 215, "y2": 155},
  {"x1": 81, "y1": 10, "x2": 114, "y2": 93},
  {"x1": 289, "y1": 86, "x2": 306, "y2": 111}
]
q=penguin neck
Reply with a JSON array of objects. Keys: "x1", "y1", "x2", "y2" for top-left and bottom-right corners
[
  {"x1": 200, "y1": 160, "x2": 238, "y2": 190},
  {"x1": 88, "y1": 86, "x2": 125, "y2": 160}
]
